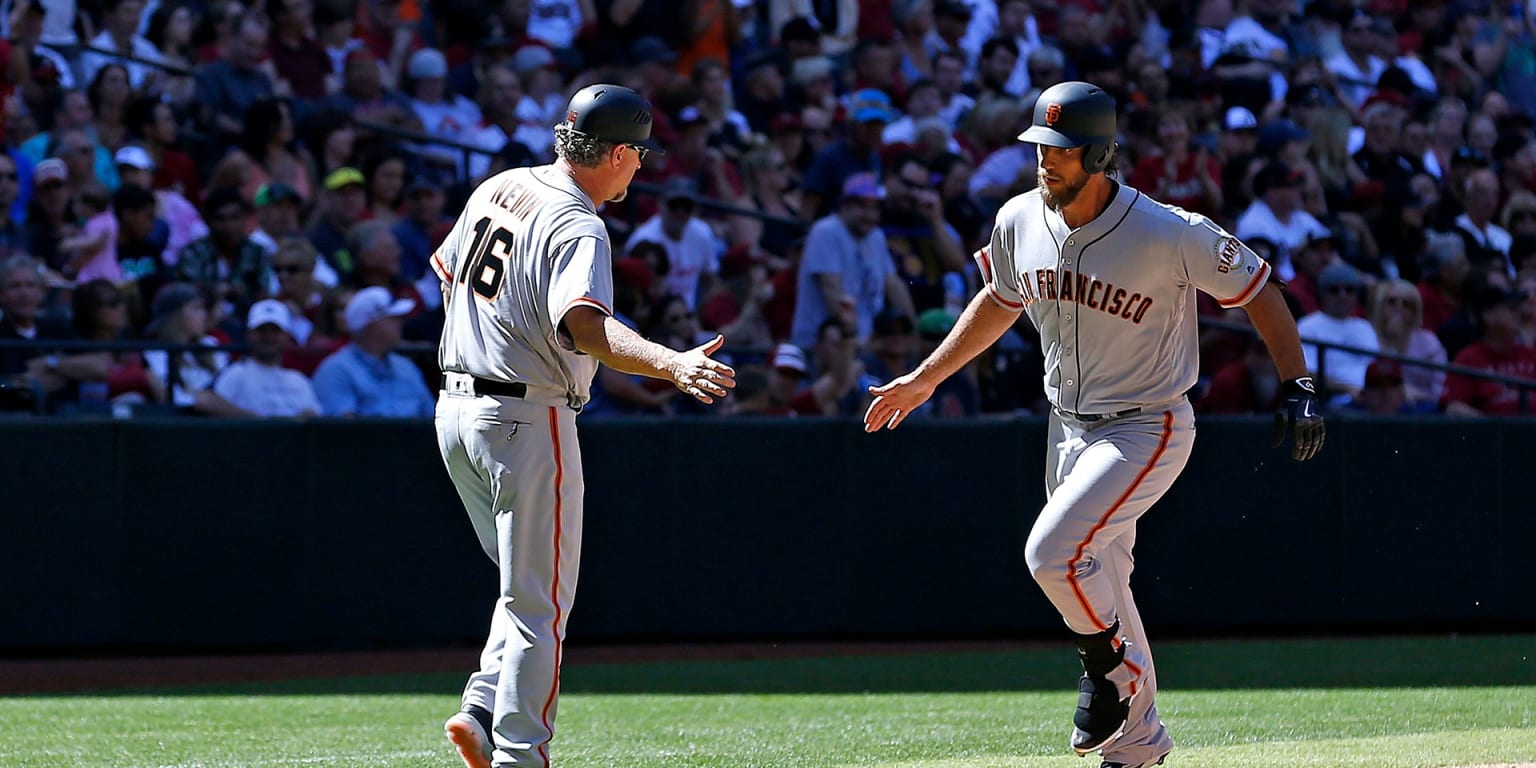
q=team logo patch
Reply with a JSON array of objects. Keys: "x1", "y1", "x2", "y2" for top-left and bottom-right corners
[
  {"x1": 1045, "y1": 103, "x2": 1063, "y2": 126},
  {"x1": 1215, "y1": 236, "x2": 1243, "y2": 274},
  {"x1": 567, "y1": 110, "x2": 578, "y2": 125}
]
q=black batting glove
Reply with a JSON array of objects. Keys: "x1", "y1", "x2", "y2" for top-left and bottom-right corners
[{"x1": 1271, "y1": 376, "x2": 1325, "y2": 462}]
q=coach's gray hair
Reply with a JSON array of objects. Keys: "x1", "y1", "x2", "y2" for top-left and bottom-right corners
[{"x1": 554, "y1": 123, "x2": 618, "y2": 169}]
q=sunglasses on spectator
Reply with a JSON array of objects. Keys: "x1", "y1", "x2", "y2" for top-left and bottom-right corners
[
  {"x1": 273, "y1": 264, "x2": 307, "y2": 274},
  {"x1": 0, "y1": 172, "x2": 17, "y2": 181},
  {"x1": 1326, "y1": 284, "x2": 1359, "y2": 295},
  {"x1": 1512, "y1": 210, "x2": 1536, "y2": 222},
  {"x1": 1382, "y1": 295, "x2": 1416, "y2": 307},
  {"x1": 666, "y1": 311, "x2": 694, "y2": 322}
]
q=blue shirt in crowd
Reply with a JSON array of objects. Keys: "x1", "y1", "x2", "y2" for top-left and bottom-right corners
[{"x1": 312, "y1": 343, "x2": 435, "y2": 418}]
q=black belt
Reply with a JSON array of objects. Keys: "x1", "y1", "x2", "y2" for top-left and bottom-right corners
[
  {"x1": 442, "y1": 374, "x2": 527, "y2": 398},
  {"x1": 1054, "y1": 406, "x2": 1142, "y2": 423}
]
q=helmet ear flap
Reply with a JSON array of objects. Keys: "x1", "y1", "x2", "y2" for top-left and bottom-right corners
[{"x1": 1082, "y1": 141, "x2": 1117, "y2": 174}]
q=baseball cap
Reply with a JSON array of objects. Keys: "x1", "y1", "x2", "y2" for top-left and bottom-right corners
[
  {"x1": 344, "y1": 286, "x2": 415, "y2": 333},
  {"x1": 404, "y1": 176, "x2": 443, "y2": 196},
  {"x1": 792, "y1": 55, "x2": 835, "y2": 85},
  {"x1": 1318, "y1": 261, "x2": 1364, "y2": 290},
  {"x1": 407, "y1": 47, "x2": 448, "y2": 79},
  {"x1": 1364, "y1": 359, "x2": 1404, "y2": 388},
  {"x1": 850, "y1": 89, "x2": 895, "y2": 123},
  {"x1": 770, "y1": 343, "x2": 809, "y2": 375},
  {"x1": 511, "y1": 45, "x2": 557, "y2": 76},
  {"x1": 33, "y1": 157, "x2": 67, "y2": 185},
  {"x1": 114, "y1": 145, "x2": 154, "y2": 171},
  {"x1": 247, "y1": 299, "x2": 294, "y2": 334},
  {"x1": 254, "y1": 182, "x2": 301, "y2": 207},
  {"x1": 676, "y1": 105, "x2": 708, "y2": 129},
  {"x1": 147, "y1": 282, "x2": 201, "y2": 333},
  {"x1": 1257, "y1": 118, "x2": 1311, "y2": 152},
  {"x1": 662, "y1": 176, "x2": 698, "y2": 202},
  {"x1": 630, "y1": 36, "x2": 678, "y2": 65},
  {"x1": 769, "y1": 112, "x2": 803, "y2": 134},
  {"x1": 916, "y1": 307, "x2": 957, "y2": 340},
  {"x1": 840, "y1": 172, "x2": 885, "y2": 201},
  {"x1": 934, "y1": 0, "x2": 974, "y2": 19},
  {"x1": 324, "y1": 166, "x2": 366, "y2": 191},
  {"x1": 1223, "y1": 106, "x2": 1258, "y2": 132}
]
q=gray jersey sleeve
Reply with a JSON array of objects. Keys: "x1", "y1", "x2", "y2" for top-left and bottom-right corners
[
  {"x1": 978, "y1": 202, "x2": 1026, "y2": 311},
  {"x1": 548, "y1": 235, "x2": 615, "y2": 351},
  {"x1": 431, "y1": 209, "x2": 474, "y2": 284},
  {"x1": 1179, "y1": 214, "x2": 1273, "y2": 309}
]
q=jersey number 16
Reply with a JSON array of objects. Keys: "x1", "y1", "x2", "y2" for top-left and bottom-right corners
[{"x1": 456, "y1": 216, "x2": 514, "y2": 300}]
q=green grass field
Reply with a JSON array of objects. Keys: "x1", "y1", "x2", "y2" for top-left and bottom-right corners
[{"x1": 2, "y1": 635, "x2": 1533, "y2": 768}]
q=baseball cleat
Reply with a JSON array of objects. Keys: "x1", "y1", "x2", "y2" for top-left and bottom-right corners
[
  {"x1": 1070, "y1": 673, "x2": 1129, "y2": 755},
  {"x1": 444, "y1": 711, "x2": 492, "y2": 768}
]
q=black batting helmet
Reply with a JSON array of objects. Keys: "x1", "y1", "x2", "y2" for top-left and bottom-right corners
[
  {"x1": 563, "y1": 84, "x2": 663, "y2": 152},
  {"x1": 1019, "y1": 81, "x2": 1117, "y2": 174}
]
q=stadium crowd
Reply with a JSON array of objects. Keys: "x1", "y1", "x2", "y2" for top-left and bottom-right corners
[{"x1": 0, "y1": 0, "x2": 1534, "y2": 418}]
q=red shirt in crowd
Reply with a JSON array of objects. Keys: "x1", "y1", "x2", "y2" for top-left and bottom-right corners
[
  {"x1": 1418, "y1": 282, "x2": 1457, "y2": 332},
  {"x1": 1441, "y1": 342, "x2": 1536, "y2": 415}
]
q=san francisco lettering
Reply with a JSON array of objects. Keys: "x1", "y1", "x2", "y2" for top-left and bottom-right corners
[{"x1": 1018, "y1": 268, "x2": 1154, "y2": 324}]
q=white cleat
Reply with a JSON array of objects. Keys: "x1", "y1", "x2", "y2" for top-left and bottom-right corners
[{"x1": 444, "y1": 712, "x2": 492, "y2": 768}]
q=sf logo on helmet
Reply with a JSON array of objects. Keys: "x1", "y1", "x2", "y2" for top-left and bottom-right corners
[{"x1": 1045, "y1": 103, "x2": 1063, "y2": 126}]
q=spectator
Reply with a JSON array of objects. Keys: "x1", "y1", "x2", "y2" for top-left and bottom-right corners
[
  {"x1": 0, "y1": 153, "x2": 24, "y2": 259},
  {"x1": 22, "y1": 158, "x2": 74, "y2": 275},
  {"x1": 791, "y1": 172, "x2": 915, "y2": 348},
  {"x1": 1456, "y1": 167, "x2": 1513, "y2": 276},
  {"x1": 321, "y1": 47, "x2": 422, "y2": 137},
  {"x1": 1501, "y1": 192, "x2": 1536, "y2": 243},
  {"x1": 311, "y1": 285, "x2": 433, "y2": 417},
  {"x1": 81, "y1": 0, "x2": 165, "y2": 90},
  {"x1": 881, "y1": 151, "x2": 965, "y2": 313},
  {"x1": 142, "y1": 1, "x2": 198, "y2": 104},
  {"x1": 219, "y1": 97, "x2": 314, "y2": 207},
  {"x1": 466, "y1": 64, "x2": 544, "y2": 179},
  {"x1": 248, "y1": 182, "x2": 309, "y2": 267},
  {"x1": 141, "y1": 282, "x2": 247, "y2": 415},
  {"x1": 85, "y1": 63, "x2": 132, "y2": 153},
  {"x1": 1368, "y1": 278, "x2": 1448, "y2": 408},
  {"x1": 20, "y1": 90, "x2": 119, "y2": 190},
  {"x1": 1325, "y1": 12, "x2": 1387, "y2": 109},
  {"x1": 307, "y1": 166, "x2": 368, "y2": 276},
  {"x1": 1284, "y1": 232, "x2": 1335, "y2": 317},
  {"x1": 908, "y1": 306, "x2": 979, "y2": 417},
  {"x1": 802, "y1": 88, "x2": 893, "y2": 218},
  {"x1": 360, "y1": 147, "x2": 407, "y2": 225},
  {"x1": 860, "y1": 309, "x2": 917, "y2": 384},
  {"x1": 1130, "y1": 107, "x2": 1223, "y2": 218},
  {"x1": 760, "y1": 341, "x2": 819, "y2": 416},
  {"x1": 406, "y1": 47, "x2": 483, "y2": 174},
  {"x1": 735, "y1": 49, "x2": 787, "y2": 133},
  {"x1": 883, "y1": 78, "x2": 959, "y2": 153},
  {"x1": 298, "y1": 108, "x2": 358, "y2": 180},
  {"x1": 1443, "y1": 285, "x2": 1536, "y2": 416},
  {"x1": 114, "y1": 144, "x2": 206, "y2": 268},
  {"x1": 269, "y1": 237, "x2": 326, "y2": 347},
  {"x1": 1298, "y1": 261, "x2": 1381, "y2": 401},
  {"x1": 1235, "y1": 161, "x2": 1331, "y2": 280},
  {"x1": 803, "y1": 316, "x2": 869, "y2": 416},
  {"x1": 314, "y1": 0, "x2": 366, "y2": 76},
  {"x1": 390, "y1": 175, "x2": 448, "y2": 285},
  {"x1": 212, "y1": 298, "x2": 322, "y2": 417},
  {"x1": 193, "y1": 11, "x2": 276, "y2": 144},
  {"x1": 344, "y1": 220, "x2": 422, "y2": 317},
  {"x1": 624, "y1": 177, "x2": 719, "y2": 311},
  {"x1": 112, "y1": 183, "x2": 169, "y2": 294},
  {"x1": 1418, "y1": 230, "x2": 1470, "y2": 333},
  {"x1": 57, "y1": 181, "x2": 119, "y2": 283},
  {"x1": 691, "y1": 57, "x2": 751, "y2": 156},
  {"x1": 61, "y1": 278, "x2": 165, "y2": 408},
  {"x1": 739, "y1": 144, "x2": 803, "y2": 259},
  {"x1": 54, "y1": 128, "x2": 106, "y2": 193},
  {"x1": 700, "y1": 252, "x2": 775, "y2": 350},
  {"x1": 1198, "y1": 335, "x2": 1283, "y2": 415},
  {"x1": 930, "y1": 48, "x2": 975, "y2": 129},
  {"x1": 1348, "y1": 359, "x2": 1422, "y2": 415},
  {"x1": 124, "y1": 94, "x2": 200, "y2": 201},
  {"x1": 265, "y1": 0, "x2": 332, "y2": 101},
  {"x1": 176, "y1": 186, "x2": 271, "y2": 322},
  {"x1": 0, "y1": 255, "x2": 69, "y2": 383},
  {"x1": 1518, "y1": 270, "x2": 1536, "y2": 347}
]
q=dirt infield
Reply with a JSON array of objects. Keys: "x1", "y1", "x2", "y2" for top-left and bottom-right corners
[{"x1": 0, "y1": 640, "x2": 1038, "y2": 695}]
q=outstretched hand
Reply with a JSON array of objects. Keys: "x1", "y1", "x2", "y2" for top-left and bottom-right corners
[
  {"x1": 672, "y1": 334, "x2": 736, "y2": 404},
  {"x1": 862, "y1": 371, "x2": 936, "y2": 432}
]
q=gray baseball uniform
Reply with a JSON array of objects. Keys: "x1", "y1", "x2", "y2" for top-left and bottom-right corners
[
  {"x1": 978, "y1": 181, "x2": 1271, "y2": 766},
  {"x1": 432, "y1": 164, "x2": 614, "y2": 768}
]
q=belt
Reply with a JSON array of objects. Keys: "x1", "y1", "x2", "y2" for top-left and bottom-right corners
[
  {"x1": 1053, "y1": 405, "x2": 1143, "y2": 423},
  {"x1": 441, "y1": 373, "x2": 527, "y2": 398}
]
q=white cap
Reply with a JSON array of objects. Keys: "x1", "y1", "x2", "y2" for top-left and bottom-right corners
[
  {"x1": 1224, "y1": 106, "x2": 1258, "y2": 131},
  {"x1": 770, "y1": 342, "x2": 808, "y2": 374},
  {"x1": 247, "y1": 299, "x2": 293, "y2": 334},
  {"x1": 407, "y1": 47, "x2": 448, "y2": 79},
  {"x1": 114, "y1": 145, "x2": 154, "y2": 171},
  {"x1": 344, "y1": 286, "x2": 415, "y2": 333}
]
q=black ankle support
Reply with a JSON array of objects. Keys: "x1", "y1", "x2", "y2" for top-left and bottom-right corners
[{"x1": 1074, "y1": 619, "x2": 1124, "y2": 679}]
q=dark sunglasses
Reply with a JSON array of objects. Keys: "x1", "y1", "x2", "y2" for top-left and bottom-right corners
[
  {"x1": 626, "y1": 144, "x2": 651, "y2": 161},
  {"x1": 1326, "y1": 284, "x2": 1359, "y2": 295},
  {"x1": 273, "y1": 264, "x2": 307, "y2": 274},
  {"x1": 1382, "y1": 296, "x2": 1415, "y2": 307},
  {"x1": 666, "y1": 311, "x2": 694, "y2": 322},
  {"x1": 667, "y1": 199, "x2": 695, "y2": 212},
  {"x1": 0, "y1": 172, "x2": 18, "y2": 181}
]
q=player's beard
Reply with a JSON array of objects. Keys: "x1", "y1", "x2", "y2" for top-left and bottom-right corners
[{"x1": 1039, "y1": 168, "x2": 1088, "y2": 211}]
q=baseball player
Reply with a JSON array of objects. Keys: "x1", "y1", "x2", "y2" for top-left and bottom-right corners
[
  {"x1": 862, "y1": 82, "x2": 1325, "y2": 768},
  {"x1": 433, "y1": 83, "x2": 736, "y2": 768}
]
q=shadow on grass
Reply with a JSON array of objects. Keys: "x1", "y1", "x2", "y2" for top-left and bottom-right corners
[{"x1": 49, "y1": 635, "x2": 1536, "y2": 698}]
